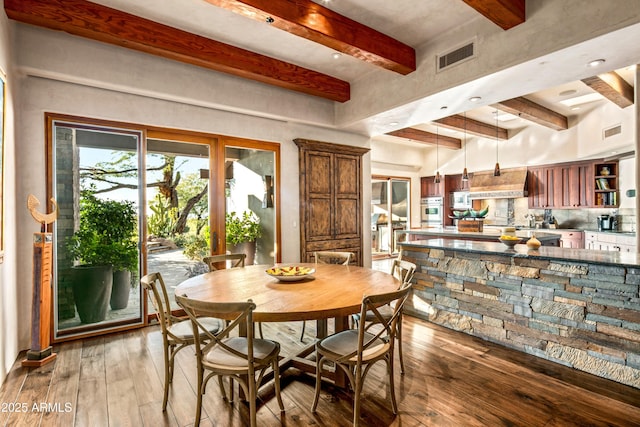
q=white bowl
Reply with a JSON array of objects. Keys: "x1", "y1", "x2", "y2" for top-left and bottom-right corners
[{"x1": 266, "y1": 266, "x2": 316, "y2": 282}]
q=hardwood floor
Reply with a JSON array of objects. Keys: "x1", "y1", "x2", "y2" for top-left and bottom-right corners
[{"x1": 2, "y1": 316, "x2": 640, "y2": 426}]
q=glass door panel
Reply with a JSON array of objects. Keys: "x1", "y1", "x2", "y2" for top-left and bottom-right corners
[
  {"x1": 146, "y1": 136, "x2": 213, "y2": 312},
  {"x1": 53, "y1": 122, "x2": 144, "y2": 340},
  {"x1": 371, "y1": 177, "x2": 410, "y2": 258}
]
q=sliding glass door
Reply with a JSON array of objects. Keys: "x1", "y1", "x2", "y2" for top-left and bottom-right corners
[
  {"x1": 371, "y1": 177, "x2": 410, "y2": 258},
  {"x1": 48, "y1": 116, "x2": 280, "y2": 340}
]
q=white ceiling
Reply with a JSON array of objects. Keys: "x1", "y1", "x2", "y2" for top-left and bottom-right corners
[{"x1": 89, "y1": 0, "x2": 638, "y2": 147}]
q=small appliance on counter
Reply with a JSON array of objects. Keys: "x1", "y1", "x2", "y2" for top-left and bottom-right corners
[{"x1": 597, "y1": 214, "x2": 620, "y2": 231}]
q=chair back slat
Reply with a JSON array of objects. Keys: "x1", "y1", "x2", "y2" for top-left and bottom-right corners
[
  {"x1": 203, "y1": 253, "x2": 246, "y2": 271},
  {"x1": 140, "y1": 272, "x2": 174, "y2": 331},
  {"x1": 176, "y1": 294, "x2": 262, "y2": 362},
  {"x1": 314, "y1": 251, "x2": 352, "y2": 265},
  {"x1": 390, "y1": 259, "x2": 416, "y2": 288}
]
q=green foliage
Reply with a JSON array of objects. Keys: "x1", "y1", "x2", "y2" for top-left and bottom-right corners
[
  {"x1": 148, "y1": 193, "x2": 178, "y2": 237},
  {"x1": 67, "y1": 191, "x2": 138, "y2": 272},
  {"x1": 179, "y1": 226, "x2": 211, "y2": 261},
  {"x1": 226, "y1": 211, "x2": 261, "y2": 245}
]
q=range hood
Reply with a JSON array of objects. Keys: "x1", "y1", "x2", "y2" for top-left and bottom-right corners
[{"x1": 468, "y1": 167, "x2": 528, "y2": 199}]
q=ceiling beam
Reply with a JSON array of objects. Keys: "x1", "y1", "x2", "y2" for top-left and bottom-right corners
[
  {"x1": 5, "y1": 0, "x2": 350, "y2": 102},
  {"x1": 203, "y1": 0, "x2": 416, "y2": 75},
  {"x1": 386, "y1": 128, "x2": 461, "y2": 149},
  {"x1": 434, "y1": 115, "x2": 509, "y2": 140},
  {"x1": 581, "y1": 72, "x2": 634, "y2": 109},
  {"x1": 462, "y1": 0, "x2": 526, "y2": 30},
  {"x1": 494, "y1": 97, "x2": 568, "y2": 131}
]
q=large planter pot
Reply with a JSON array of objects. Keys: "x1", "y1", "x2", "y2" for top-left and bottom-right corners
[
  {"x1": 228, "y1": 241, "x2": 256, "y2": 265},
  {"x1": 110, "y1": 270, "x2": 132, "y2": 310},
  {"x1": 71, "y1": 265, "x2": 113, "y2": 324}
]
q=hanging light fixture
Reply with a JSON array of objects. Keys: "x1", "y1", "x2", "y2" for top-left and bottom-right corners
[
  {"x1": 494, "y1": 110, "x2": 501, "y2": 177},
  {"x1": 461, "y1": 112, "x2": 469, "y2": 182},
  {"x1": 434, "y1": 124, "x2": 441, "y2": 184}
]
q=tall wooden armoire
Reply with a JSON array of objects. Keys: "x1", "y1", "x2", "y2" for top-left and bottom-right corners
[{"x1": 294, "y1": 138, "x2": 369, "y2": 265}]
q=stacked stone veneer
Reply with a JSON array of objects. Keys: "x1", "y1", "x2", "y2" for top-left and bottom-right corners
[{"x1": 401, "y1": 246, "x2": 640, "y2": 389}]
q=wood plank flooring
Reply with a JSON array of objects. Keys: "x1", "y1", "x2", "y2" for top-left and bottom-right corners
[{"x1": 1, "y1": 316, "x2": 640, "y2": 426}]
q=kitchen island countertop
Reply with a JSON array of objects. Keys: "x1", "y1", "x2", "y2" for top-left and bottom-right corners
[{"x1": 398, "y1": 227, "x2": 561, "y2": 244}]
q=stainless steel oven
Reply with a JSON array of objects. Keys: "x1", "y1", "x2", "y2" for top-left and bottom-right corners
[{"x1": 420, "y1": 196, "x2": 444, "y2": 227}]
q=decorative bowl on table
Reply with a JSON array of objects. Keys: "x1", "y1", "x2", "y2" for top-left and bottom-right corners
[
  {"x1": 265, "y1": 266, "x2": 316, "y2": 282},
  {"x1": 498, "y1": 235, "x2": 521, "y2": 248}
]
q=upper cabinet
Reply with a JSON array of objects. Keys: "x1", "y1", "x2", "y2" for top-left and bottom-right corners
[
  {"x1": 420, "y1": 176, "x2": 444, "y2": 197},
  {"x1": 593, "y1": 162, "x2": 619, "y2": 207},
  {"x1": 528, "y1": 160, "x2": 615, "y2": 209}
]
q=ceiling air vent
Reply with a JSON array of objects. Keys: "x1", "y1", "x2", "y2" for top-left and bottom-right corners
[
  {"x1": 437, "y1": 40, "x2": 476, "y2": 71},
  {"x1": 602, "y1": 124, "x2": 622, "y2": 140}
]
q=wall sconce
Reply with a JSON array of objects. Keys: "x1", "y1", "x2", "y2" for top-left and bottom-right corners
[{"x1": 263, "y1": 175, "x2": 274, "y2": 208}]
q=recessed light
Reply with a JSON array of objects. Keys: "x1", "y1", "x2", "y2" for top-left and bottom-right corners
[
  {"x1": 389, "y1": 121, "x2": 399, "y2": 126},
  {"x1": 332, "y1": 52, "x2": 342, "y2": 60},
  {"x1": 469, "y1": 96, "x2": 482, "y2": 102},
  {"x1": 588, "y1": 59, "x2": 606, "y2": 67},
  {"x1": 560, "y1": 92, "x2": 604, "y2": 107},
  {"x1": 571, "y1": 106, "x2": 581, "y2": 111},
  {"x1": 559, "y1": 89, "x2": 577, "y2": 97}
]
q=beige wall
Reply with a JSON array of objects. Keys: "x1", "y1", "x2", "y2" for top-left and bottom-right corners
[
  {"x1": 0, "y1": 12, "x2": 18, "y2": 384},
  {"x1": 8, "y1": 23, "x2": 371, "y2": 370}
]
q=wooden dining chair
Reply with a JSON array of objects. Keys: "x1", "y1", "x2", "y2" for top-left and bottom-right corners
[
  {"x1": 203, "y1": 253, "x2": 246, "y2": 271},
  {"x1": 140, "y1": 272, "x2": 224, "y2": 412},
  {"x1": 311, "y1": 283, "x2": 413, "y2": 426},
  {"x1": 203, "y1": 253, "x2": 264, "y2": 338},
  {"x1": 298, "y1": 251, "x2": 353, "y2": 341},
  {"x1": 175, "y1": 294, "x2": 285, "y2": 427},
  {"x1": 352, "y1": 259, "x2": 416, "y2": 374}
]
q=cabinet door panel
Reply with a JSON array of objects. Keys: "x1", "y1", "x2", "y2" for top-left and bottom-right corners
[
  {"x1": 307, "y1": 198, "x2": 332, "y2": 240},
  {"x1": 336, "y1": 198, "x2": 359, "y2": 237},
  {"x1": 336, "y1": 155, "x2": 358, "y2": 195},
  {"x1": 307, "y1": 152, "x2": 332, "y2": 194}
]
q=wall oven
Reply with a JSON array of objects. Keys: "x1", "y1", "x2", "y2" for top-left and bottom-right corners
[{"x1": 420, "y1": 196, "x2": 444, "y2": 227}]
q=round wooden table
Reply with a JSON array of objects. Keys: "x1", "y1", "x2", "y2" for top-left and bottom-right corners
[
  {"x1": 175, "y1": 263, "x2": 401, "y2": 323},
  {"x1": 176, "y1": 263, "x2": 401, "y2": 388}
]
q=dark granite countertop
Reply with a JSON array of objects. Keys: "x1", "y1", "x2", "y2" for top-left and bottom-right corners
[
  {"x1": 401, "y1": 228, "x2": 560, "y2": 241},
  {"x1": 398, "y1": 239, "x2": 640, "y2": 268}
]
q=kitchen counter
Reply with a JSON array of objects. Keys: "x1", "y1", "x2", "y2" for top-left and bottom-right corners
[
  {"x1": 399, "y1": 227, "x2": 561, "y2": 246},
  {"x1": 398, "y1": 239, "x2": 640, "y2": 389}
]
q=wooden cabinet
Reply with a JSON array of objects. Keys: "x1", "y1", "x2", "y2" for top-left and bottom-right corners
[
  {"x1": 557, "y1": 231, "x2": 584, "y2": 248},
  {"x1": 594, "y1": 161, "x2": 619, "y2": 207},
  {"x1": 295, "y1": 138, "x2": 368, "y2": 265},
  {"x1": 528, "y1": 160, "x2": 596, "y2": 208},
  {"x1": 420, "y1": 176, "x2": 444, "y2": 197}
]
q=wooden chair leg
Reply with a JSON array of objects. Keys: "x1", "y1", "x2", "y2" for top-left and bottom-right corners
[
  {"x1": 300, "y1": 321, "x2": 306, "y2": 341},
  {"x1": 397, "y1": 319, "x2": 405, "y2": 375},
  {"x1": 311, "y1": 355, "x2": 322, "y2": 412},
  {"x1": 162, "y1": 341, "x2": 170, "y2": 411}
]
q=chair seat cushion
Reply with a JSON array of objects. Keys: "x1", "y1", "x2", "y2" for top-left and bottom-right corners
[
  {"x1": 318, "y1": 330, "x2": 389, "y2": 362},
  {"x1": 204, "y1": 337, "x2": 278, "y2": 369},
  {"x1": 169, "y1": 317, "x2": 223, "y2": 339}
]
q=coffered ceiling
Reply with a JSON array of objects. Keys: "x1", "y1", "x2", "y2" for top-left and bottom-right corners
[{"x1": 6, "y1": 0, "x2": 640, "y2": 150}]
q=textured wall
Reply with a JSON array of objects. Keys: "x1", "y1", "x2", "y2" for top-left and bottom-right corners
[{"x1": 402, "y1": 245, "x2": 640, "y2": 388}]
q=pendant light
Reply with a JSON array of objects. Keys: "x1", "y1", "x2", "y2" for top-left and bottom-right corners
[
  {"x1": 434, "y1": 124, "x2": 441, "y2": 184},
  {"x1": 461, "y1": 112, "x2": 469, "y2": 183},
  {"x1": 494, "y1": 110, "x2": 501, "y2": 177}
]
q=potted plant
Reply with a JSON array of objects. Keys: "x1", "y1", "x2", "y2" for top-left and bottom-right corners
[
  {"x1": 67, "y1": 192, "x2": 138, "y2": 322},
  {"x1": 226, "y1": 211, "x2": 261, "y2": 265}
]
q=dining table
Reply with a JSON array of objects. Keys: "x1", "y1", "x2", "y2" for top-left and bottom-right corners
[{"x1": 175, "y1": 262, "x2": 401, "y2": 387}]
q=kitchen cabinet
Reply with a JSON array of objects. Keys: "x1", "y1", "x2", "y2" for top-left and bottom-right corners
[
  {"x1": 295, "y1": 138, "x2": 368, "y2": 265},
  {"x1": 528, "y1": 160, "x2": 597, "y2": 209},
  {"x1": 420, "y1": 176, "x2": 444, "y2": 197},
  {"x1": 593, "y1": 161, "x2": 619, "y2": 207},
  {"x1": 557, "y1": 230, "x2": 584, "y2": 248},
  {"x1": 585, "y1": 231, "x2": 636, "y2": 252}
]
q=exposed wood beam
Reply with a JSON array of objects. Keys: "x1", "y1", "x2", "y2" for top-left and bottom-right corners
[
  {"x1": 494, "y1": 97, "x2": 568, "y2": 131},
  {"x1": 386, "y1": 128, "x2": 461, "y2": 149},
  {"x1": 462, "y1": 0, "x2": 526, "y2": 30},
  {"x1": 434, "y1": 115, "x2": 508, "y2": 140},
  {"x1": 203, "y1": 0, "x2": 416, "y2": 75},
  {"x1": 581, "y1": 72, "x2": 634, "y2": 109},
  {"x1": 5, "y1": 0, "x2": 350, "y2": 102}
]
